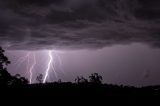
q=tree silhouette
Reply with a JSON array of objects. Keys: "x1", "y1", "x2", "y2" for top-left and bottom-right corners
[
  {"x1": 36, "y1": 74, "x2": 43, "y2": 83},
  {"x1": 0, "y1": 47, "x2": 12, "y2": 86},
  {"x1": 75, "y1": 76, "x2": 88, "y2": 84},
  {"x1": 0, "y1": 47, "x2": 10, "y2": 69},
  {"x1": 57, "y1": 79, "x2": 62, "y2": 83},
  {"x1": 89, "y1": 73, "x2": 103, "y2": 84},
  {"x1": 12, "y1": 74, "x2": 28, "y2": 85},
  {"x1": 0, "y1": 47, "x2": 28, "y2": 86}
]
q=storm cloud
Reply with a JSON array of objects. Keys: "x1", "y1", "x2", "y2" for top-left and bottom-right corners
[{"x1": 0, "y1": 0, "x2": 160, "y2": 50}]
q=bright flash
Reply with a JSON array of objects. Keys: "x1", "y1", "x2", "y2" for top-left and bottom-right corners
[
  {"x1": 43, "y1": 51, "x2": 54, "y2": 83},
  {"x1": 29, "y1": 53, "x2": 36, "y2": 84},
  {"x1": 14, "y1": 50, "x2": 64, "y2": 84}
]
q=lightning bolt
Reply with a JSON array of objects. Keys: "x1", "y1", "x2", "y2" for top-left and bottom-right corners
[
  {"x1": 15, "y1": 52, "x2": 31, "y2": 70},
  {"x1": 54, "y1": 52, "x2": 65, "y2": 75},
  {"x1": 43, "y1": 51, "x2": 55, "y2": 83},
  {"x1": 13, "y1": 50, "x2": 64, "y2": 84},
  {"x1": 29, "y1": 53, "x2": 36, "y2": 84},
  {"x1": 51, "y1": 52, "x2": 58, "y2": 79},
  {"x1": 14, "y1": 52, "x2": 32, "y2": 79}
]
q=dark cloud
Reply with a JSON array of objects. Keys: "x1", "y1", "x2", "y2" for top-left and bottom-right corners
[{"x1": 0, "y1": 0, "x2": 160, "y2": 50}]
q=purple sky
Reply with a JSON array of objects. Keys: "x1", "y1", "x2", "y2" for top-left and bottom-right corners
[{"x1": 5, "y1": 43, "x2": 160, "y2": 86}]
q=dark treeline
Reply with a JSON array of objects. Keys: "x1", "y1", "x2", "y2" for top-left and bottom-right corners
[{"x1": 0, "y1": 47, "x2": 160, "y2": 104}]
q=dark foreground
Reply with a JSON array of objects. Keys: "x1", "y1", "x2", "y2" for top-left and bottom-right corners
[{"x1": 1, "y1": 83, "x2": 160, "y2": 105}]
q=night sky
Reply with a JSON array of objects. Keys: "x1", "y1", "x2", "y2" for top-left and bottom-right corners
[{"x1": 0, "y1": 0, "x2": 160, "y2": 86}]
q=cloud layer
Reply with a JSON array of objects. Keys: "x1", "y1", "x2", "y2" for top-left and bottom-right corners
[{"x1": 0, "y1": 0, "x2": 160, "y2": 50}]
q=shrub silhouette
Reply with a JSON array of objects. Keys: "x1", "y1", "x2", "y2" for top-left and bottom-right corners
[
  {"x1": 75, "y1": 76, "x2": 88, "y2": 84},
  {"x1": 89, "y1": 73, "x2": 103, "y2": 84}
]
